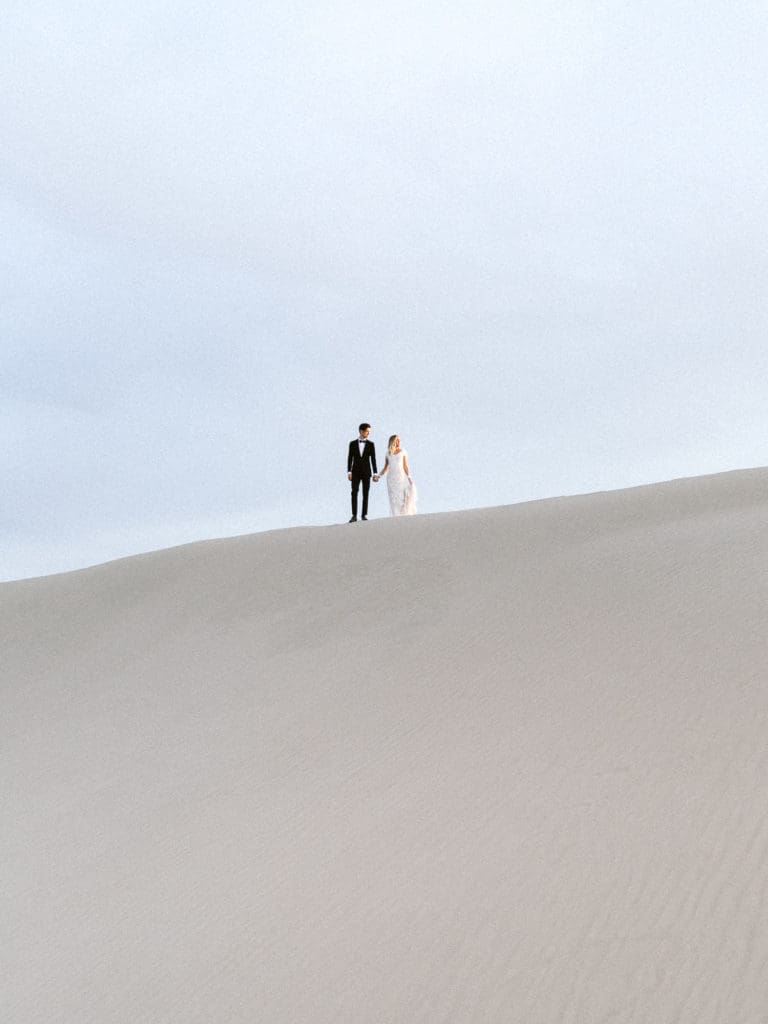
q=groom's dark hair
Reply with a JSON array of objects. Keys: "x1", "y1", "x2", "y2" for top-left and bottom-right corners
[{"x1": 359, "y1": 422, "x2": 371, "y2": 432}]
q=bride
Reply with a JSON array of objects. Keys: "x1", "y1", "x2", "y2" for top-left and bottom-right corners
[{"x1": 379, "y1": 434, "x2": 418, "y2": 516}]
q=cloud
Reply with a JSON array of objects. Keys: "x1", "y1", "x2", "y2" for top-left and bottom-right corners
[{"x1": 2, "y1": 1, "x2": 768, "y2": 578}]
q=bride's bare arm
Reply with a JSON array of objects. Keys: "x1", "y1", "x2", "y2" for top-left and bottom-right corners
[{"x1": 379, "y1": 456, "x2": 390, "y2": 476}]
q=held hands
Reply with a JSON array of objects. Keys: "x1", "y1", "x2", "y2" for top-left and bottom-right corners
[{"x1": 373, "y1": 475, "x2": 380, "y2": 482}]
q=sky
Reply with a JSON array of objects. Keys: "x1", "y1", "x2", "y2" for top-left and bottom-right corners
[{"x1": 3, "y1": 0, "x2": 768, "y2": 581}]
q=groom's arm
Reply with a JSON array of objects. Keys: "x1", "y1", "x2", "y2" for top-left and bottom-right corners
[
  {"x1": 370, "y1": 443, "x2": 378, "y2": 476},
  {"x1": 347, "y1": 442, "x2": 354, "y2": 474}
]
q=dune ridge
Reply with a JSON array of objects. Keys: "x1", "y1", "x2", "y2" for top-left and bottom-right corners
[{"x1": 4, "y1": 467, "x2": 768, "y2": 1023}]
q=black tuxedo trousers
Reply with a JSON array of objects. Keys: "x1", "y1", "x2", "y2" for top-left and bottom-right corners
[{"x1": 350, "y1": 471, "x2": 371, "y2": 518}]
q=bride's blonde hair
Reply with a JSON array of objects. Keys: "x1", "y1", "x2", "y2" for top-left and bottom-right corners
[{"x1": 387, "y1": 434, "x2": 400, "y2": 454}]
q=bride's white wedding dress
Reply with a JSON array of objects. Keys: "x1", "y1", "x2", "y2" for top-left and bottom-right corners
[{"x1": 386, "y1": 450, "x2": 418, "y2": 516}]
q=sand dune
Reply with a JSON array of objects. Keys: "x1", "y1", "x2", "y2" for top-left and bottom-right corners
[{"x1": 4, "y1": 467, "x2": 768, "y2": 1023}]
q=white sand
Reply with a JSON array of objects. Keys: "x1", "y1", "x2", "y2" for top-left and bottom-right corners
[{"x1": 3, "y1": 467, "x2": 768, "y2": 1023}]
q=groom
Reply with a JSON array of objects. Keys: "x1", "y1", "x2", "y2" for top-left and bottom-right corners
[{"x1": 347, "y1": 423, "x2": 379, "y2": 522}]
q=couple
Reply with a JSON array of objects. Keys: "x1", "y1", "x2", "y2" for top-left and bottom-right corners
[{"x1": 347, "y1": 423, "x2": 418, "y2": 522}]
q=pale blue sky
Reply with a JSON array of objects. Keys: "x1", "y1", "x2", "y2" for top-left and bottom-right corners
[{"x1": 3, "y1": 1, "x2": 767, "y2": 580}]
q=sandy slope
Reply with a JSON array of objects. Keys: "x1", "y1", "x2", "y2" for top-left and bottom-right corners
[{"x1": 3, "y1": 468, "x2": 768, "y2": 1023}]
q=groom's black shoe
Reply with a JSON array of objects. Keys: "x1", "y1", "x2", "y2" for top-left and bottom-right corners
[
  {"x1": 361, "y1": 516, "x2": 368, "y2": 521},
  {"x1": 348, "y1": 516, "x2": 357, "y2": 523}
]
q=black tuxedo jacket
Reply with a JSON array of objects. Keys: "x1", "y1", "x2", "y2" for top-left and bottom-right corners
[{"x1": 348, "y1": 439, "x2": 378, "y2": 477}]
